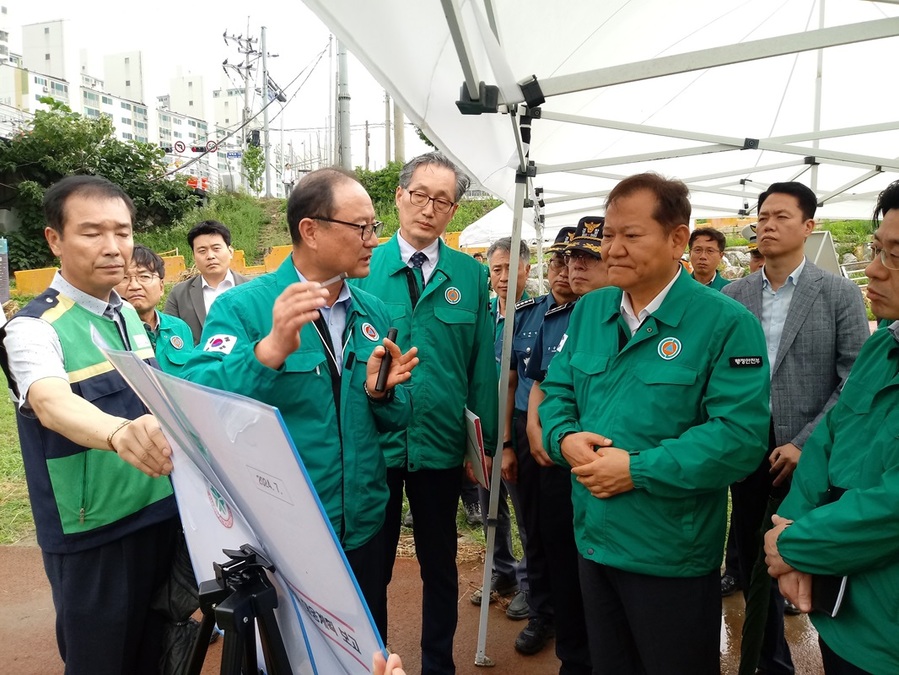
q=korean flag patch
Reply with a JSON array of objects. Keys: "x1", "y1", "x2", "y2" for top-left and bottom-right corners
[{"x1": 204, "y1": 334, "x2": 237, "y2": 355}]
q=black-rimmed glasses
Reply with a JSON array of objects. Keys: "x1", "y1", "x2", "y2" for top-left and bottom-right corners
[
  {"x1": 407, "y1": 190, "x2": 455, "y2": 214},
  {"x1": 312, "y1": 217, "x2": 384, "y2": 240}
]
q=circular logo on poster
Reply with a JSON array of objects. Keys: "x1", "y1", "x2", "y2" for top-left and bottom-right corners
[{"x1": 207, "y1": 485, "x2": 234, "y2": 528}]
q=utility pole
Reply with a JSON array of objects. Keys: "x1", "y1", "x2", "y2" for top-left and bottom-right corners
[
  {"x1": 222, "y1": 27, "x2": 258, "y2": 185},
  {"x1": 364, "y1": 120, "x2": 370, "y2": 171},
  {"x1": 393, "y1": 101, "x2": 405, "y2": 164},
  {"x1": 384, "y1": 91, "x2": 391, "y2": 167},
  {"x1": 261, "y1": 26, "x2": 272, "y2": 197},
  {"x1": 336, "y1": 41, "x2": 352, "y2": 170}
]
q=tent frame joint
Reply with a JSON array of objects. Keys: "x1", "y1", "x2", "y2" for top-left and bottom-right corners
[
  {"x1": 518, "y1": 75, "x2": 545, "y2": 108},
  {"x1": 455, "y1": 81, "x2": 499, "y2": 115}
]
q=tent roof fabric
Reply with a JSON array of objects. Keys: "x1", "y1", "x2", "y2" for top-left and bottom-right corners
[{"x1": 303, "y1": 0, "x2": 899, "y2": 224}]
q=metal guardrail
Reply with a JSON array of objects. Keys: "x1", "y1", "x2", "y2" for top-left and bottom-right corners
[{"x1": 841, "y1": 260, "x2": 869, "y2": 289}]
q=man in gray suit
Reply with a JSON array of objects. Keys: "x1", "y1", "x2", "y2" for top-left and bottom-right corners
[
  {"x1": 164, "y1": 220, "x2": 249, "y2": 345},
  {"x1": 722, "y1": 182, "x2": 869, "y2": 675}
]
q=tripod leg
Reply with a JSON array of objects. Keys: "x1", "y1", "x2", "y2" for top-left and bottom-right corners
[
  {"x1": 255, "y1": 585, "x2": 293, "y2": 674},
  {"x1": 185, "y1": 579, "x2": 228, "y2": 675}
]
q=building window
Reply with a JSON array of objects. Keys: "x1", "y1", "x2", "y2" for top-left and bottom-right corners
[
  {"x1": 121, "y1": 117, "x2": 131, "y2": 125},
  {"x1": 0, "y1": 30, "x2": 8, "y2": 41},
  {"x1": 122, "y1": 132, "x2": 132, "y2": 140},
  {"x1": 45, "y1": 53, "x2": 50, "y2": 60},
  {"x1": 173, "y1": 118, "x2": 182, "y2": 125},
  {"x1": 173, "y1": 131, "x2": 182, "y2": 138},
  {"x1": 188, "y1": 100, "x2": 193, "y2": 106},
  {"x1": 125, "y1": 80, "x2": 130, "y2": 86},
  {"x1": 44, "y1": 27, "x2": 49, "y2": 34},
  {"x1": 121, "y1": 101, "x2": 131, "y2": 110},
  {"x1": 84, "y1": 107, "x2": 100, "y2": 118},
  {"x1": 124, "y1": 57, "x2": 130, "y2": 64},
  {"x1": 102, "y1": 96, "x2": 112, "y2": 105}
]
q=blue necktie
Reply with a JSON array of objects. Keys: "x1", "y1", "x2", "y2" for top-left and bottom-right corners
[{"x1": 410, "y1": 251, "x2": 428, "y2": 292}]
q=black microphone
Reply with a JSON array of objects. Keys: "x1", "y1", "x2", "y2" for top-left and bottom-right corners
[{"x1": 375, "y1": 328, "x2": 399, "y2": 392}]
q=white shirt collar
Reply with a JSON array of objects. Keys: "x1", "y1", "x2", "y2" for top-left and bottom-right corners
[
  {"x1": 50, "y1": 271, "x2": 121, "y2": 317},
  {"x1": 620, "y1": 266, "x2": 681, "y2": 335},
  {"x1": 397, "y1": 232, "x2": 440, "y2": 267},
  {"x1": 761, "y1": 257, "x2": 805, "y2": 291},
  {"x1": 201, "y1": 269, "x2": 235, "y2": 290}
]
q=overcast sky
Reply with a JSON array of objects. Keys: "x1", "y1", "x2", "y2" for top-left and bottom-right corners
[{"x1": 7, "y1": 0, "x2": 428, "y2": 170}]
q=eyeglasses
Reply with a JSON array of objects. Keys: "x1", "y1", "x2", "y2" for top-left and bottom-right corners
[
  {"x1": 563, "y1": 251, "x2": 601, "y2": 267},
  {"x1": 868, "y1": 242, "x2": 899, "y2": 270},
  {"x1": 547, "y1": 256, "x2": 567, "y2": 270},
  {"x1": 690, "y1": 247, "x2": 722, "y2": 257},
  {"x1": 312, "y1": 217, "x2": 384, "y2": 241},
  {"x1": 407, "y1": 190, "x2": 455, "y2": 214},
  {"x1": 121, "y1": 272, "x2": 159, "y2": 285}
]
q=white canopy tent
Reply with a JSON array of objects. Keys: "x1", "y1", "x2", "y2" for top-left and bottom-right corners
[
  {"x1": 457, "y1": 204, "x2": 545, "y2": 249},
  {"x1": 300, "y1": 0, "x2": 899, "y2": 664}
]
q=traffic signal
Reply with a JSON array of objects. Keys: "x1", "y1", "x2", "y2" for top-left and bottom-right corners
[
  {"x1": 191, "y1": 146, "x2": 206, "y2": 153},
  {"x1": 249, "y1": 130, "x2": 260, "y2": 147}
]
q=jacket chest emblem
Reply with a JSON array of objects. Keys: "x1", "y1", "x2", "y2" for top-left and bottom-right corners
[
  {"x1": 658, "y1": 337, "x2": 682, "y2": 361},
  {"x1": 361, "y1": 322, "x2": 379, "y2": 341},
  {"x1": 445, "y1": 287, "x2": 461, "y2": 304}
]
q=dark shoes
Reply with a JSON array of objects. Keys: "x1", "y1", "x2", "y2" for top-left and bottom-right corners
[
  {"x1": 721, "y1": 573, "x2": 740, "y2": 597},
  {"x1": 514, "y1": 617, "x2": 554, "y2": 655},
  {"x1": 505, "y1": 590, "x2": 529, "y2": 620},
  {"x1": 464, "y1": 502, "x2": 483, "y2": 526},
  {"x1": 471, "y1": 573, "x2": 518, "y2": 605}
]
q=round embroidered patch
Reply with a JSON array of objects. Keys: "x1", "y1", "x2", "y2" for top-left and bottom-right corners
[
  {"x1": 170, "y1": 335, "x2": 184, "y2": 350},
  {"x1": 445, "y1": 287, "x2": 461, "y2": 304},
  {"x1": 362, "y1": 322, "x2": 379, "y2": 341},
  {"x1": 658, "y1": 337, "x2": 682, "y2": 361}
]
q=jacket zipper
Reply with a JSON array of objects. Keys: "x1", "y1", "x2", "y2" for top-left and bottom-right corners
[{"x1": 79, "y1": 451, "x2": 89, "y2": 525}]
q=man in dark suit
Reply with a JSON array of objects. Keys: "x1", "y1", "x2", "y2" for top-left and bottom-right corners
[
  {"x1": 722, "y1": 181, "x2": 869, "y2": 675},
  {"x1": 164, "y1": 220, "x2": 249, "y2": 345}
]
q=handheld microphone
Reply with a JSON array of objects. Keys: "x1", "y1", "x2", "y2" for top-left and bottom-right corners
[{"x1": 375, "y1": 328, "x2": 399, "y2": 392}]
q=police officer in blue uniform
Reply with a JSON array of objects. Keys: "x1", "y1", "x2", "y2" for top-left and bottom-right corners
[{"x1": 524, "y1": 218, "x2": 607, "y2": 673}]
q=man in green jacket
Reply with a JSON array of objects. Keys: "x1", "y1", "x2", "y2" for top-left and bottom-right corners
[
  {"x1": 540, "y1": 173, "x2": 770, "y2": 675},
  {"x1": 764, "y1": 179, "x2": 899, "y2": 675},
  {"x1": 182, "y1": 168, "x2": 418, "y2": 642},
  {"x1": 115, "y1": 245, "x2": 194, "y2": 376},
  {"x1": 352, "y1": 152, "x2": 498, "y2": 675},
  {"x1": 689, "y1": 227, "x2": 730, "y2": 290}
]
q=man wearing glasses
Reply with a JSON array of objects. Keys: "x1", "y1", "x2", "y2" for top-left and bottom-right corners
[
  {"x1": 764, "y1": 179, "x2": 899, "y2": 675},
  {"x1": 353, "y1": 152, "x2": 498, "y2": 675},
  {"x1": 183, "y1": 168, "x2": 419, "y2": 641},
  {"x1": 722, "y1": 181, "x2": 868, "y2": 675},
  {"x1": 115, "y1": 245, "x2": 193, "y2": 376},
  {"x1": 688, "y1": 227, "x2": 730, "y2": 290}
]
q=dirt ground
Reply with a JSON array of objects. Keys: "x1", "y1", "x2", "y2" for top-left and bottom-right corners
[{"x1": 0, "y1": 542, "x2": 824, "y2": 674}]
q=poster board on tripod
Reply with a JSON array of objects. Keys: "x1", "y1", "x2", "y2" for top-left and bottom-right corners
[{"x1": 100, "y1": 344, "x2": 381, "y2": 675}]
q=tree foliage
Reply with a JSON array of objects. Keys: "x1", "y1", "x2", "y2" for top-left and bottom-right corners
[
  {"x1": 0, "y1": 98, "x2": 195, "y2": 271},
  {"x1": 242, "y1": 144, "x2": 264, "y2": 194},
  {"x1": 356, "y1": 161, "x2": 403, "y2": 206}
]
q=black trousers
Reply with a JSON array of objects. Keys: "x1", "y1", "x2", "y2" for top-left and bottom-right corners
[
  {"x1": 820, "y1": 637, "x2": 874, "y2": 675},
  {"x1": 345, "y1": 524, "x2": 387, "y2": 642},
  {"x1": 540, "y1": 464, "x2": 592, "y2": 674},
  {"x1": 42, "y1": 516, "x2": 180, "y2": 675},
  {"x1": 578, "y1": 557, "x2": 720, "y2": 675},
  {"x1": 383, "y1": 466, "x2": 462, "y2": 675},
  {"x1": 731, "y1": 448, "x2": 794, "y2": 675},
  {"x1": 511, "y1": 410, "x2": 552, "y2": 619}
]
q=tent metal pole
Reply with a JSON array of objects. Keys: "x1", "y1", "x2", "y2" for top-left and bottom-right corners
[
  {"x1": 475, "y1": 176, "x2": 528, "y2": 668},
  {"x1": 534, "y1": 18, "x2": 899, "y2": 100},
  {"x1": 440, "y1": 0, "x2": 481, "y2": 100},
  {"x1": 811, "y1": 0, "x2": 827, "y2": 193},
  {"x1": 818, "y1": 169, "x2": 883, "y2": 204}
]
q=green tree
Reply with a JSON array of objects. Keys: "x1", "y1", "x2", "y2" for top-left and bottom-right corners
[
  {"x1": 242, "y1": 144, "x2": 264, "y2": 194},
  {"x1": 0, "y1": 98, "x2": 195, "y2": 271},
  {"x1": 356, "y1": 161, "x2": 403, "y2": 205}
]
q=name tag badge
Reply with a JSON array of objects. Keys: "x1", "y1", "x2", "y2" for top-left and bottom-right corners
[{"x1": 729, "y1": 356, "x2": 763, "y2": 368}]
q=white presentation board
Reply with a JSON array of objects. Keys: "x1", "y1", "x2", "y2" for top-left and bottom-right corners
[{"x1": 101, "y1": 345, "x2": 381, "y2": 675}]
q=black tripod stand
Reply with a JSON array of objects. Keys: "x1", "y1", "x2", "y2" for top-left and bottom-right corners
[{"x1": 185, "y1": 544, "x2": 293, "y2": 675}]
